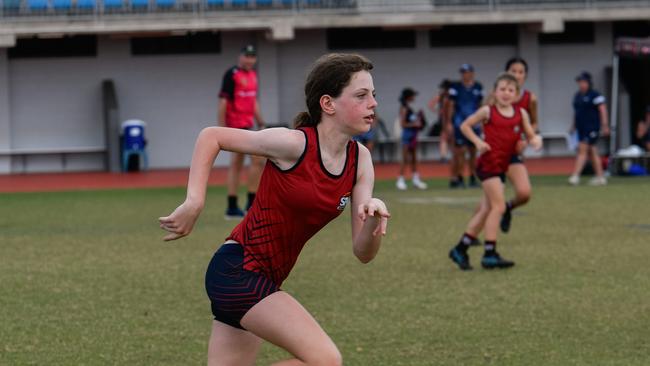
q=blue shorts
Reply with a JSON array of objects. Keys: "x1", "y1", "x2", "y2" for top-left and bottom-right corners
[
  {"x1": 205, "y1": 242, "x2": 280, "y2": 330},
  {"x1": 401, "y1": 128, "x2": 418, "y2": 150},
  {"x1": 577, "y1": 129, "x2": 599, "y2": 145},
  {"x1": 454, "y1": 125, "x2": 480, "y2": 147}
]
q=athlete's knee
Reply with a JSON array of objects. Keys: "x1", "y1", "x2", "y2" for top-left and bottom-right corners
[
  {"x1": 516, "y1": 187, "x2": 532, "y2": 204},
  {"x1": 305, "y1": 345, "x2": 342, "y2": 366},
  {"x1": 302, "y1": 341, "x2": 343, "y2": 366}
]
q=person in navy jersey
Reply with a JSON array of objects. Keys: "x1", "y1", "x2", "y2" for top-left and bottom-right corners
[
  {"x1": 447, "y1": 63, "x2": 483, "y2": 188},
  {"x1": 448, "y1": 73, "x2": 542, "y2": 271},
  {"x1": 568, "y1": 71, "x2": 610, "y2": 186},
  {"x1": 219, "y1": 44, "x2": 266, "y2": 219},
  {"x1": 635, "y1": 105, "x2": 650, "y2": 151},
  {"x1": 160, "y1": 53, "x2": 390, "y2": 366}
]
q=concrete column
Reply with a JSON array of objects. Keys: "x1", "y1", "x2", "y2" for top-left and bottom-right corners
[
  {"x1": 517, "y1": 24, "x2": 541, "y2": 120},
  {"x1": 256, "y1": 33, "x2": 282, "y2": 127},
  {"x1": 0, "y1": 48, "x2": 11, "y2": 173},
  {"x1": 98, "y1": 36, "x2": 128, "y2": 172}
]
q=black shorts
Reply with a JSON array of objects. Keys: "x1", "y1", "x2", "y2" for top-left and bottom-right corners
[
  {"x1": 205, "y1": 242, "x2": 280, "y2": 330},
  {"x1": 476, "y1": 168, "x2": 506, "y2": 183},
  {"x1": 509, "y1": 154, "x2": 524, "y2": 165}
]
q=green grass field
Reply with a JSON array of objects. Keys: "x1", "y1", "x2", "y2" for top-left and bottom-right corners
[{"x1": 1, "y1": 176, "x2": 649, "y2": 365}]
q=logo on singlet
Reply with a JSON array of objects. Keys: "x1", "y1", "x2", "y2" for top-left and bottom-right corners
[
  {"x1": 337, "y1": 192, "x2": 351, "y2": 211},
  {"x1": 514, "y1": 126, "x2": 520, "y2": 133}
]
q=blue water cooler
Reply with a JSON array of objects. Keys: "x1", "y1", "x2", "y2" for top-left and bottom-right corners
[{"x1": 120, "y1": 119, "x2": 148, "y2": 172}]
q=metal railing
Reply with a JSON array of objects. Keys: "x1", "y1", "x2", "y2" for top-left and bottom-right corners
[{"x1": 1, "y1": 0, "x2": 648, "y2": 18}]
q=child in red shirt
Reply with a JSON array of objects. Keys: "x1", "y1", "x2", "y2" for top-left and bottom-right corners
[{"x1": 449, "y1": 73, "x2": 542, "y2": 270}]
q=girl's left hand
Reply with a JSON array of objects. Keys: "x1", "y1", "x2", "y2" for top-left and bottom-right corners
[
  {"x1": 357, "y1": 198, "x2": 391, "y2": 236},
  {"x1": 158, "y1": 200, "x2": 202, "y2": 241},
  {"x1": 529, "y1": 134, "x2": 543, "y2": 151}
]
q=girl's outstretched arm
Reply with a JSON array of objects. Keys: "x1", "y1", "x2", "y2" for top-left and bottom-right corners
[
  {"x1": 350, "y1": 144, "x2": 390, "y2": 263},
  {"x1": 159, "y1": 127, "x2": 305, "y2": 241}
]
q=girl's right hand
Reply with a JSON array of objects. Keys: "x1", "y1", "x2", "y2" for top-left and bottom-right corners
[
  {"x1": 476, "y1": 140, "x2": 491, "y2": 154},
  {"x1": 158, "y1": 200, "x2": 203, "y2": 241}
]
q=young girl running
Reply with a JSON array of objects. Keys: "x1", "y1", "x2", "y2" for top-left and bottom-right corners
[
  {"x1": 396, "y1": 88, "x2": 427, "y2": 190},
  {"x1": 449, "y1": 73, "x2": 542, "y2": 270},
  {"x1": 500, "y1": 57, "x2": 540, "y2": 233},
  {"x1": 159, "y1": 53, "x2": 390, "y2": 365}
]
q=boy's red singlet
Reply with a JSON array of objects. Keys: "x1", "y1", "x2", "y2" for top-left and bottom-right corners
[
  {"x1": 228, "y1": 126, "x2": 359, "y2": 285},
  {"x1": 477, "y1": 105, "x2": 524, "y2": 175}
]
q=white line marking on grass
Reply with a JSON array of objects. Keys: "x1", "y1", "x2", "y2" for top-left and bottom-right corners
[
  {"x1": 626, "y1": 224, "x2": 650, "y2": 232},
  {"x1": 397, "y1": 196, "x2": 480, "y2": 205}
]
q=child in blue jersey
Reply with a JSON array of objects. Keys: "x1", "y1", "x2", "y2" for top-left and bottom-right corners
[
  {"x1": 568, "y1": 71, "x2": 610, "y2": 186},
  {"x1": 447, "y1": 63, "x2": 483, "y2": 188},
  {"x1": 396, "y1": 88, "x2": 427, "y2": 190}
]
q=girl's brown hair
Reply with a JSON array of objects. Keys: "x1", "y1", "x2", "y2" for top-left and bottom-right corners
[
  {"x1": 493, "y1": 72, "x2": 520, "y2": 93},
  {"x1": 294, "y1": 53, "x2": 374, "y2": 128}
]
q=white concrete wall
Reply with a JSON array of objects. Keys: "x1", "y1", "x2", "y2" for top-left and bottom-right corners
[
  {"x1": 0, "y1": 22, "x2": 616, "y2": 173},
  {"x1": 538, "y1": 22, "x2": 613, "y2": 134},
  {"x1": 4, "y1": 31, "x2": 282, "y2": 172},
  {"x1": 275, "y1": 29, "x2": 517, "y2": 133}
]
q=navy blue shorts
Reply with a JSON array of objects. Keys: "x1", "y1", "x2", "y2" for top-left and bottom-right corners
[
  {"x1": 453, "y1": 125, "x2": 479, "y2": 147},
  {"x1": 205, "y1": 242, "x2": 280, "y2": 330},
  {"x1": 509, "y1": 154, "x2": 524, "y2": 165},
  {"x1": 577, "y1": 129, "x2": 599, "y2": 146},
  {"x1": 401, "y1": 128, "x2": 418, "y2": 150}
]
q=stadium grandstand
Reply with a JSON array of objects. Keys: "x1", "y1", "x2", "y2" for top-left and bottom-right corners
[{"x1": 0, "y1": 0, "x2": 648, "y2": 173}]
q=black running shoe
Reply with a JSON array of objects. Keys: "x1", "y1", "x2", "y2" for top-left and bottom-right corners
[
  {"x1": 500, "y1": 206, "x2": 512, "y2": 233},
  {"x1": 481, "y1": 252, "x2": 515, "y2": 269},
  {"x1": 224, "y1": 207, "x2": 245, "y2": 220},
  {"x1": 449, "y1": 248, "x2": 472, "y2": 270}
]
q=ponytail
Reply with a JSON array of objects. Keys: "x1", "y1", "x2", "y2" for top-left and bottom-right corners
[{"x1": 293, "y1": 112, "x2": 315, "y2": 128}]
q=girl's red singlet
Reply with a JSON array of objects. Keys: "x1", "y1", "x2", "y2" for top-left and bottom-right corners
[
  {"x1": 477, "y1": 105, "x2": 523, "y2": 175},
  {"x1": 228, "y1": 126, "x2": 359, "y2": 285},
  {"x1": 512, "y1": 89, "x2": 531, "y2": 115}
]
